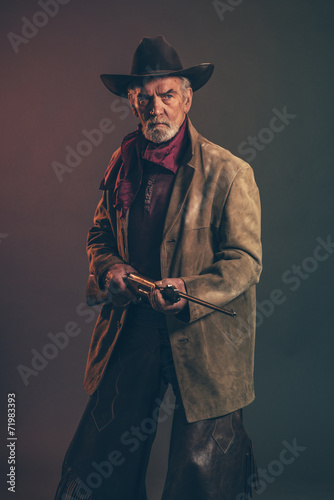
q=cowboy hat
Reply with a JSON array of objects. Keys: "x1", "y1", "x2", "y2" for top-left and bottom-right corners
[{"x1": 100, "y1": 36, "x2": 214, "y2": 97}]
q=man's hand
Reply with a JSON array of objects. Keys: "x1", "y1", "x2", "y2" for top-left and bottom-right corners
[
  {"x1": 104, "y1": 263, "x2": 138, "y2": 307},
  {"x1": 149, "y1": 278, "x2": 187, "y2": 315}
]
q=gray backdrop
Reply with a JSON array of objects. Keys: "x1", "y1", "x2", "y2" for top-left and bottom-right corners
[{"x1": 1, "y1": 0, "x2": 333, "y2": 498}]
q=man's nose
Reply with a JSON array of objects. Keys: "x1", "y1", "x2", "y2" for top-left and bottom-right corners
[{"x1": 149, "y1": 96, "x2": 163, "y2": 116}]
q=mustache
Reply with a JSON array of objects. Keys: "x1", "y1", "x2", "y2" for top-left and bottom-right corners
[{"x1": 146, "y1": 118, "x2": 171, "y2": 128}]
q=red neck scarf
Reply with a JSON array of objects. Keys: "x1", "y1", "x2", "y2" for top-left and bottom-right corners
[{"x1": 100, "y1": 117, "x2": 189, "y2": 218}]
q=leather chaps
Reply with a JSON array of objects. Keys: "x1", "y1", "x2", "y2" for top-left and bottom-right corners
[{"x1": 54, "y1": 308, "x2": 258, "y2": 500}]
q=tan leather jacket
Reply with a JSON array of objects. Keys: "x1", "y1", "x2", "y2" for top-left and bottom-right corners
[{"x1": 84, "y1": 118, "x2": 262, "y2": 423}]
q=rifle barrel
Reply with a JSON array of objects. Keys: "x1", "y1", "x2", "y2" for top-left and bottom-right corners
[{"x1": 178, "y1": 292, "x2": 236, "y2": 317}]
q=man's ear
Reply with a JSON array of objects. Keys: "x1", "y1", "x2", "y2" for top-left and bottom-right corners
[
  {"x1": 128, "y1": 92, "x2": 139, "y2": 118},
  {"x1": 184, "y1": 87, "x2": 193, "y2": 114},
  {"x1": 131, "y1": 104, "x2": 139, "y2": 118}
]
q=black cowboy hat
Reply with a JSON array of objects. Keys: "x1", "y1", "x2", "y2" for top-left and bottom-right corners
[{"x1": 100, "y1": 36, "x2": 214, "y2": 97}]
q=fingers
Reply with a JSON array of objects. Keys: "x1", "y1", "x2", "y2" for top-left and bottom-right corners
[
  {"x1": 149, "y1": 281, "x2": 171, "y2": 312},
  {"x1": 148, "y1": 287, "x2": 187, "y2": 315},
  {"x1": 149, "y1": 288, "x2": 165, "y2": 312},
  {"x1": 105, "y1": 264, "x2": 139, "y2": 305}
]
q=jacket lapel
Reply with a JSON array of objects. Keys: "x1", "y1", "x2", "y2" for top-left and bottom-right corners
[
  {"x1": 162, "y1": 162, "x2": 194, "y2": 239},
  {"x1": 162, "y1": 118, "x2": 199, "y2": 239}
]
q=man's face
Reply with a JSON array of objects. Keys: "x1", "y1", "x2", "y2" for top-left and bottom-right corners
[{"x1": 129, "y1": 76, "x2": 193, "y2": 143}]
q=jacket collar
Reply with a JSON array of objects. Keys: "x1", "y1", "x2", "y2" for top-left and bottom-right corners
[
  {"x1": 181, "y1": 117, "x2": 200, "y2": 170},
  {"x1": 161, "y1": 117, "x2": 202, "y2": 240}
]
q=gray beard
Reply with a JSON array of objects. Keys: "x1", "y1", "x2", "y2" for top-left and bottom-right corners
[{"x1": 142, "y1": 120, "x2": 180, "y2": 143}]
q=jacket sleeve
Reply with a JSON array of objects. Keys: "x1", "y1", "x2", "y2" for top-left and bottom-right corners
[
  {"x1": 180, "y1": 164, "x2": 262, "y2": 323},
  {"x1": 86, "y1": 191, "x2": 125, "y2": 290}
]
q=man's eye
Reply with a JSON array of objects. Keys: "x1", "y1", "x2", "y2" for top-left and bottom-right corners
[
  {"x1": 163, "y1": 94, "x2": 173, "y2": 99},
  {"x1": 138, "y1": 97, "x2": 149, "y2": 105}
]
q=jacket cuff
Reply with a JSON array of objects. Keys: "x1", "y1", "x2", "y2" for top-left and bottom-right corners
[
  {"x1": 176, "y1": 276, "x2": 214, "y2": 324},
  {"x1": 91, "y1": 255, "x2": 126, "y2": 291}
]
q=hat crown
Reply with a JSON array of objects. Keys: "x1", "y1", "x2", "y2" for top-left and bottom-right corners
[{"x1": 131, "y1": 36, "x2": 183, "y2": 75}]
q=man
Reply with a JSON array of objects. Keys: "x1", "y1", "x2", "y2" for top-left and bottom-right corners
[{"x1": 55, "y1": 36, "x2": 262, "y2": 500}]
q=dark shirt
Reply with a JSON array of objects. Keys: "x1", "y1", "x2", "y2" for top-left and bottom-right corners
[{"x1": 128, "y1": 161, "x2": 176, "y2": 280}]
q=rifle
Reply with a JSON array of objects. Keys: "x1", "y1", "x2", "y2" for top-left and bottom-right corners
[{"x1": 86, "y1": 273, "x2": 236, "y2": 317}]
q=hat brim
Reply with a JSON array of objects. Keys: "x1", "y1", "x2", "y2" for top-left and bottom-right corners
[{"x1": 100, "y1": 63, "x2": 214, "y2": 98}]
